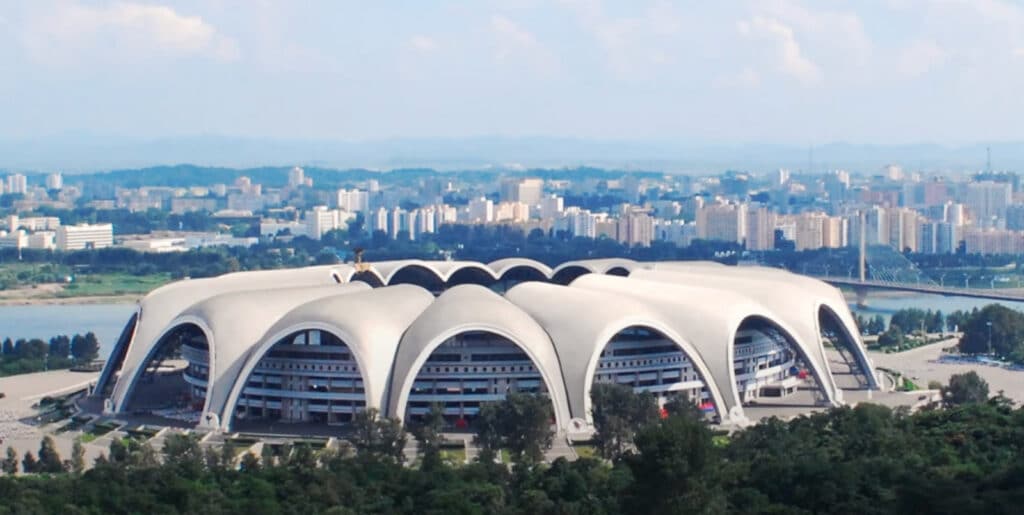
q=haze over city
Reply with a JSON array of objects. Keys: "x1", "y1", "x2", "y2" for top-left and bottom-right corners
[{"x1": 3, "y1": 1, "x2": 1024, "y2": 170}]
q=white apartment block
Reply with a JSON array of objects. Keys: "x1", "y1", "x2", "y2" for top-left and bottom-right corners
[
  {"x1": 5, "y1": 174, "x2": 28, "y2": 194},
  {"x1": 336, "y1": 189, "x2": 369, "y2": 213},
  {"x1": 56, "y1": 224, "x2": 113, "y2": 250},
  {"x1": 304, "y1": 207, "x2": 354, "y2": 240},
  {"x1": 467, "y1": 197, "x2": 494, "y2": 223}
]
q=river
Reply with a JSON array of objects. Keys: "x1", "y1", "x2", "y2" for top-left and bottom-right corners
[
  {"x1": 0, "y1": 303, "x2": 137, "y2": 359},
  {"x1": 1, "y1": 292, "x2": 1023, "y2": 361}
]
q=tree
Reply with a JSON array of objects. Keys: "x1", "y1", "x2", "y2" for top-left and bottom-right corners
[
  {"x1": 590, "y1": 383, "x2": 659, "y2": 460},
  {"x1": 2, "y1": 446, "x2": 17, "y2": 474},
  {"x1": 22, "y1": 451, "x2": 38, "y2": 474},
  {"x1": 71, "y1": 332, "x2": 100, "y2": 362},
  {"x1": 474, "y1": 393, "x2": 554, "y2": 466},
  {"x1": 877, "y1": 324, "x2": 905, "y2": 348},
  {"x1": 350, "y1": 408, "x2": 407, "y2": 463},
  {"x1": 71, "y1": 439, "x2": 85, "y2": 474},
  {"x1": 1, "y1": 338, "x2": 13, "y2": 357},
  {"x1": 624, "y1": 412, "x2": 725, "y2": 513},
  {"x1": 108, "y1": 437, "x2": 128, "y2": 464},
  {"x1": 162, "y1": 433, "x2": 204, "y2": 476},
  {"x1": 38, "y1": 436, "x2": 65, "y2": 473},
  {"x1": 958, "y1": 304, "x2": 1024, "y2": 361},
  {"x1": 48, "y1": 335, "x2": 71, "y2": 361},
  {"x1": 942, "y1": 371, "x2": 989, "y2": 407},
  {"x1": 411, "y1": 403, "x2": 446, "y2": 471}
]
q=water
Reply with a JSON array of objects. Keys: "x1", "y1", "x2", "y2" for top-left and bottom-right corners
[
  {"x1": 0, "y1": 292, "x2": 1021, "y2": 362},
  {"x1": 847, "y1": 291, "x2": 1024, "y2": 325},
  {"x1": 0, "y1": 303, "x2": 138, "y2": 359}
]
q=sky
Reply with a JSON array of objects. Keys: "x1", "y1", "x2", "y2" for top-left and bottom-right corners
[{"x1": 2, "y1": 0, "x2": 1024, "y2": 145}]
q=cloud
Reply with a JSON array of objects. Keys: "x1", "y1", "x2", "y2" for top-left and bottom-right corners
[
  {"x1": 409, "y1": 35, "x2": 438, "y2": 53},
  {"x1": 738, "y1": 16, "x2": 821, "y2": 85},
  {"x1": 897, "y1": 39, "x2": 946, "y2": 77},
  {"x1": 490, "y1": 14, "x2": 559, "y2": 75},
  {"x1": 559, "y1": 0, "x2": 685, "y2": 78},
  {"x1": 20, "y1": 1, "x2": 239, "y2": 65}
]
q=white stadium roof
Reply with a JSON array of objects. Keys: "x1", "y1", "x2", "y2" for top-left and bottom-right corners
[{"x1": 99, "y1": 259, "x2": 877, "y2": 432}]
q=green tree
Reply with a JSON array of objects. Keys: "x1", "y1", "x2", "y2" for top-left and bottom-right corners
[
  {"x1": 351, "y1": 407, "x2": 407, "y2": 463},
  {"x1": 878, "y1": 324, "x2": 905, "y2": 348},
  {"x1": 38, "y1": 436, "x2": 65, "y2": 473},
  {"x1": 958, "y1": 304, "x2": 1024, "y2": 360},
  {"x1": 624, "y1": 412, "x2": 725, "y2": 513},
  {"x1": 941, "y1": 371, "x2": 989, "y2": 407},
  {"x1": 474, "y1": 393, "x2": 554, "y2": 466},
  {"x1": 162, "y1": 433, "x2": 204, "y2": 477},
  {"x1": 2, "y1": 338, "x2": 14, "y2": 357},
  {"x1": 590, "y1": 383, "x2": 659, "y2": 460},
  {"x1": 2, "y1": 446, "x2": 17, "y2": 474},
  {"x1": 71, "y1": 332, "x2": 100, "y2": 362},
  {"x1": 71, "y1": 439, "x2": 85, "y2": 474},
  {"x1": 22, "y1": 451, "x2": 38, "y2": 474},
  {"x1": 411, "y1": 403, "x2": 446, "y2": 471}
]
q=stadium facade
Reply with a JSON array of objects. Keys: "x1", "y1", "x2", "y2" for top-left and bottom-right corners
[{"x1": 95, "y1": 258, "x2": 877, "y2": 435}]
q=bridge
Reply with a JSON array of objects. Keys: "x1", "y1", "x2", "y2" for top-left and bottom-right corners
[{"x1": 818, "y1": 276, "x2": 1024, "y2": 303}]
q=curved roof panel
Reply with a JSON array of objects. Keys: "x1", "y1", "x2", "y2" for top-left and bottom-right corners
[
  {"x1": 219, "y1": 284, "x2": 434, "y2": 429},
  {"x1": 505, "y1": 282, "x2": 729, "y2": 424},
  {"x1": 108, "y1": 265, "x2": 353, "y2": 413},
  {"x1": 487, "y1": 258, "x2": 553, "y2": 279},
  {"x1": 387, "y1": 284, "x2": 572, "y2": 429}
]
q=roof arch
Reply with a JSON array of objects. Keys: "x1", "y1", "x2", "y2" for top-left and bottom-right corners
[
  {"x1": 386, "y1": 284, "x2": 572, "y2": 430},
  {"x1": 504, "y1": 282, "x2": 729, "y2": 425},
  {"x1": 487, "y1": 258, "x2": 553, "y2": 279},
  {"x1": 633, "y1": 267, "x2": 876, "y2": 391},
  {"x1": 220, "y1": 284, "x2": 435, "y2": 430},
  {"x1": 107, "y1": 265, "x2": 354, "y2": 414},
  {"x1": 570, "y1": 273, "x2": 841, "y2": 422},
  {"x1": 112, "y1": 282, "x2": 371, "y2": 425}
]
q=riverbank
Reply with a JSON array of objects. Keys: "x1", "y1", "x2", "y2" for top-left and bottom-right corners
[{"x1": 0, "y1": 294, "x2": 141, "y2": 307}]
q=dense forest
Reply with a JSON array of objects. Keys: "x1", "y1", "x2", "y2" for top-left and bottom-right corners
[{"x1": 0, "y1": 376, "x2": 1021, "y2": 514}]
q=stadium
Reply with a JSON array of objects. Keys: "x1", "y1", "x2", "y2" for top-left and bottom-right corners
[{"x1": 93, "y1": 258, "x2": 878, "y2": 437}]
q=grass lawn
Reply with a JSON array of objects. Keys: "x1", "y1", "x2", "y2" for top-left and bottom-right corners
[
  {"x1": 58, "y1": 273, "x2": 171, "y2": 297},
  {"x1": 440, "y1": 448, "x2": 466, "y2": 465},
  {"x1": 79, "y1": 433, "x2": 97, "y2": 444},
  {"x1": 500, "y1": 449, "x2": 511, "y2": 463},
  {"x1": 712, "y1": 435, "x2": 731, "y2": 448},
  {"x1": 572, "y1": 444, "x2": 598, "y2": 459}
]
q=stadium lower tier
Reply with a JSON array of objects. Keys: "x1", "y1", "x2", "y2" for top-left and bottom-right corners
[{"x1": 172, "y1": 326, "x2": 803, "y2": 427}]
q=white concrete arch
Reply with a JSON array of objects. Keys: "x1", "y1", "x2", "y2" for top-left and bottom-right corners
[
  {"x1": 571, "y1": 273, "x2": 841, "y2": 422},
  {"x1": 112, "y1": 282, "x2": 370, "y2": 425},
  {"x1": 504, "y1": 282, "x2": 730, "y2": 425},
  {"x1": 386, "y1": 284, "x2": 572, "y2": 430},
  {"x1": 487, "y1": 258, "x2": 553, "y2": 280},
  {"x1": 634, "y1": 266, "x2": 876, "y2": 390},
  {"x1": 116, "y1": 316, "x2": 214, "y2": 417},
  {"x1": 551, "y1": 258, "x2": 641, "y2": 278},
  {"x1": 107, "y1": 265, "x2": 354, "y2": 412},
  {"x1": 219, "y1": 285, "x2": 435, "y2": 430}
]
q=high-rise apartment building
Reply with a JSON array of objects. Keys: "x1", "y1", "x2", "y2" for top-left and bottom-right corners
[
  {"x1": 467, "y1": 197, "x2": 494, "y2": 223},
  {"x1": 699, "y1": 203, "x2": 746, "y2": 244},
  {"x1": 500, "y1": 178, "x2": 543, "y2": 206},
  {"x1": 5, "y1": 174, "x2": 27, "y2": 194},
  {"x1": 966, "y1": 181, "x2": 1011, "y2": 228},
  {"x1": 336, "y1": 189, "x2": 370, "y2": 213},
  {"x1": 745, "y1": 205, "x2": 776, "y2": 250},
  {"x1": 45, "y1": 173, "x2": 63, "y2": 190}
]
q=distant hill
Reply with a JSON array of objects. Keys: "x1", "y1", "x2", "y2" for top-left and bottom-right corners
[{"x1": 0, "y1": 134, "x2": 1018, "y2": 174}]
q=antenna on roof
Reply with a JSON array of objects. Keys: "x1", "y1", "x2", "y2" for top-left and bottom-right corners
[{"x1": 986, "y1": 146, "x2": 992, "y2": 173}]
